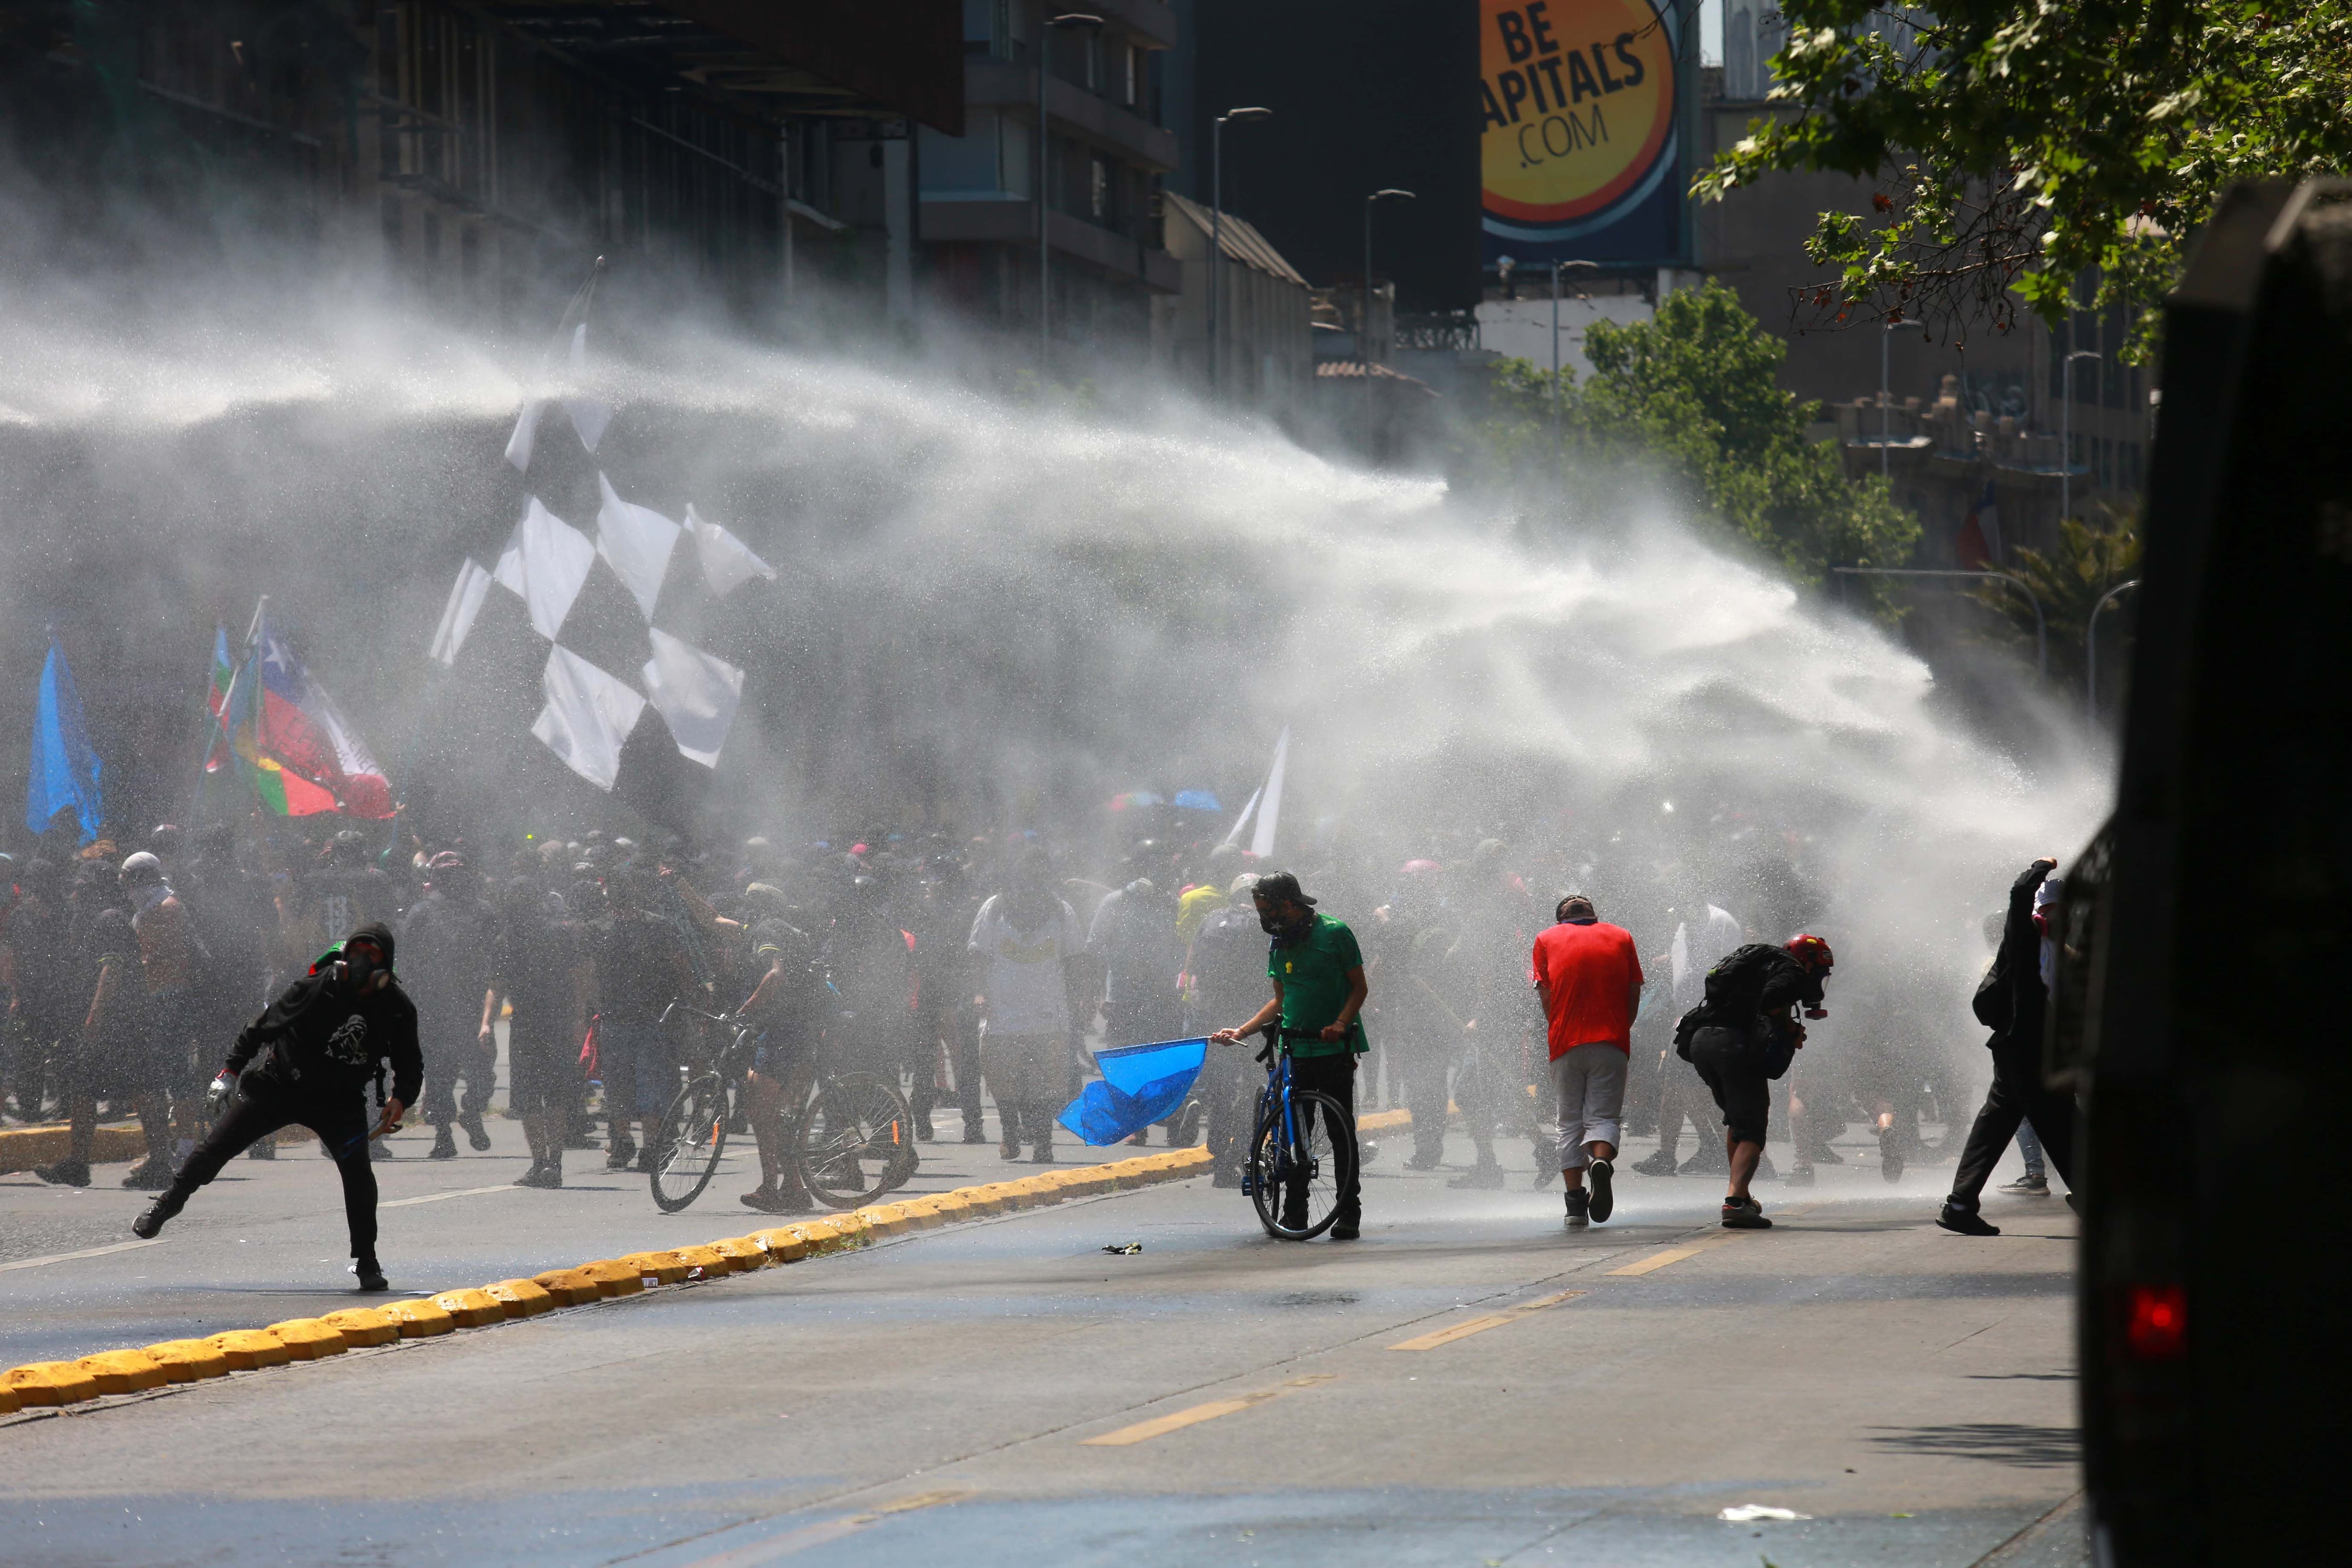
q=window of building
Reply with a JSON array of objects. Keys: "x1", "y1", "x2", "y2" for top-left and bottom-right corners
[
  {"x1": 1090, "y1": 156, "x2": 1107, "y2": 221},
  {"x1": 1124, "y1": 45, "x2": 1140, "y2": 107}
]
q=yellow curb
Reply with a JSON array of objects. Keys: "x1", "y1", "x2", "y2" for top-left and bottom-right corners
[
  {"x1": 318, "y1": 1309, "x2": 401, "y2": 1347},
  {"x1": 892, "y1": 1197, "x2": 948, "y2": 1228},
  {"x1": 670, "y1": 1244, "x2": 734, "y2": 1278},
  {"x1": 485, "y1": 1279, "x2": 557, "y2": 1316},
  {"x1": 264, "y1": 1319, "x2": 350, "y2": 1361},
  {"x1": 620, "y1": 1251, "x2": 692, "y2": 1286},
  {"x1": 850, "y1": 1205, "x2": 908, "y2": 1237},
  {"x1": 207, "y1": 1330, "x2": 293, "y2": 1371},
  {"x1": 924, "y1": 1193, "x2": 977, "y2": 1222},
  {"x1": 707, "y1": 1238, "x2": 769, "y2": 1270},
  {"x1": 576, "y1": 1259, "x2": 647, "y2": 1297},
  {"x1": 379, "y1": 1299, "x2": 456, "y2": 1337},
  {"x1": 746, "y1": 1228, "x2": 810, "y2": 1264},
  {"x1": 145, "y1": 1338, "x2": 233, "y2": 1379},
  {"x1": 531, "y1": 1267, "x2": 605, "y2": 1305},
  {"x1": 76, "y1": 1349, "x2": 171, "y2": 1394},
  {"x1": 430, "y1": 1289, "x2": 507, "y2": 1328},
  {"x1": 3, "y1": 1361, "x2": 100, "y2": 1406},
  {"x1": 0, "y1": 1385, "x2": 17, "y2": 1415},
  {"x1": 0, "y1": 1121, "x2": 146, "y2": 1175},
  {"x1": 1358, "y1": 1107, "x2": 1412, "y2": 1132}
]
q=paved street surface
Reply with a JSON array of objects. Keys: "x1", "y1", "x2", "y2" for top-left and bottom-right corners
[{"x1": 2, "y1": 1110, "x2": 2084, "y2": 1568}]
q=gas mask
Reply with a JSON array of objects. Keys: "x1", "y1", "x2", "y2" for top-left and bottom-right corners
[{"x1": 341, "y1": 947, "x2": 382, "y2": 992}]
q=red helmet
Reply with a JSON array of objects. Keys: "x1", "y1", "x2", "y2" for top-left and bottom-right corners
[{"x1": 1785, "y1": 933, "x2": 1834, "y2": 971}]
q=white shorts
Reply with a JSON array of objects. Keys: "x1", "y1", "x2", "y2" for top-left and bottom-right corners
[{"x1": 1549, "y1": 1041, "x2": 1628, "y2": 1169}]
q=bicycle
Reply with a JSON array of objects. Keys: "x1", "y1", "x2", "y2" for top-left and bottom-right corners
[
  {"x1": 1241, "y1": 1028, "x2": 1358, "y2": 1241},
  {"x1": 646, "y1": 1004, "x2": 762, "y2": 1213}
]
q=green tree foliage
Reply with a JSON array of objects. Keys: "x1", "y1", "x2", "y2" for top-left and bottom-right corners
[
  {"x1": 1476, "y1": 281, "x2": 1919, "y2": 592},
  {"x1": 1696, "y1": 2, "x2": 2352, "y2": 359},
  {"x1": 1971, "y1": 511, "x2": 2142, "y2": 691}
]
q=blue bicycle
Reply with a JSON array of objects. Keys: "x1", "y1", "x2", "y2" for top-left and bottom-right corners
[{"x1": 1243, "y1": 1029, "x2": 1358, "y2": 1240}]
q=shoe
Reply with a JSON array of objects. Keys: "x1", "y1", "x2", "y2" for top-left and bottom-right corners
[
  {"x1": 513, "y1": 1163, "x2": 562, "y2": 1189},
  {"x1": 962, "y1": 1124, "x2": 988, "y2": 1145},
  {"x1": 459, "y1": 1111, "x2": 492, "y2": 1152},
  {"x1": 351, "y1": 1258, "x2": 389, "y2": 1292},
  {"x1": 1447, "y1": 1161, "x2": 1505, "y2": 1190},
  {"x1": 1721, "y1": 1196, "x2": 1772, "y2": 1229},
  {"x1": 1000, "y1": 1140, "x2": 1022, "y2": 1161},
  {"x1": 1402, "y1": 1153, "x2": 1444, "y2": 1171},
  {"x1": 122, "y1": 1159, "x2": 173, "y2": 1191},
  {"x1": 1878, "y1": 1124, "x2": 1906, "y2": 1183},
  {"x1": 916, "y1": 1118, "x2": 937, "y2": 1143},
  {"x1": 1678, "y1": 1146, "x2": 1729, "y2": 1176},
  {"x1": 1126, "y1": 1130, "x2": 1150, "y2": 1146},
  {"x1": 604, "y1": 1135, "x2": 637, "y2": 1171},
  {"x1": 131, "y1": 1198, "x2": 174, "y2": 1238},
  {"x1": 1809, "y1": 1144, "x2": 1844, "y2": 1165},
  {"x1": 1998, "y1": 1172, "x2": 2050, "y2": 1195},
  {"x1": 429, "y1": 1126, "x2": 459, "y2": 1161},
  {"x1": 1785, "y1": 1164, "x2": 1816, "y2": 1187},
  {"x1": 1586, "y1": 1158, "x2": 1614, "y2": 1223},
  {"x1": 1631, "y1": 1149, "x2": 1679, "y2": 1177},
  {"x1": 1563, "y1": 1188, "x2": 1590, "y2": 1230},
  {"x1": 739, "y1": 1186, "x2": 811, "y2": 1214},
  {"x1": 1328, "y1": 1216, "x2": 1360, "y2": 1241},
  {"x1": 1937, "y1": 1202, "x2": 2000, "y2": 1236},
  {"x1": 1030, "y1": 1146, "x2": 1057, "y2": 1164},
  {"x1": 369, "y1": 1138, "x2": 393, "y2": 1162},
  {"x1": 35, "y1": 1159, "x2": 90, "y2": 1187},
  {"x1": 1279, "y1": 1208, "x2": 1308, "y2": 1233},
  {"x1": 631, "y1": 1149, "x2": 654, "y2": 1174}
]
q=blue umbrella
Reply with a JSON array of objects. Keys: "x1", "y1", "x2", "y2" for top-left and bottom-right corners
[{"x1": 1058, "y1": 1037, "x2": 1209, "y2": 1146}]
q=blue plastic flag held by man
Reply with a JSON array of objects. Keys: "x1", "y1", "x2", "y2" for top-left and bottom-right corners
[
  {"x1": 25, "y1": 637, "x2": 102, "y2": 844},
  {"x1": 1058, "y1": 1037, "x2": 1209, "y2": 1146}
]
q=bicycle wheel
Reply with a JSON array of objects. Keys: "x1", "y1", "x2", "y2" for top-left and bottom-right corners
[
  {"x1": 1248, "y1": 1089, "x2": 1356, "y2": 1240},
  {"x1": 650, "y1": 1075, "x2": 731, "y2": 1213},
  {"x1": 795, "y1": 1073, "x2": 916, "y2": 1208}
]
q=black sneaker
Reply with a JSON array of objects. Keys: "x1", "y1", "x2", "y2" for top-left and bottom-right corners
[
  {"x1": 1631, "y1": 1148, "x2": 1679, "y2": 1177},
  {"x1": 1328, "y1": 1215, "x2": 1360, "y2": 1241},
  {"x1": 1678, "y1": 1145, "x2": 1729, "y2": 1176},
  {"x1": 999, "y1": 1140, "x2": 1022, "y2": 1161},
  {"x1": 1030, "y1": 1146, "x2": 1056, "y2": 1164},
  {"x1": 961, "y1": 1125, "x2": 989, "y2": 1145},
  {"x1": 459, "y1": 1112, "x2": 492, "y2": 1152},
  {"x1": 1878, "y1": 1124, "x2": 1906, "y2": 1183},
  {"x1": 1937, "y1": 1202, "x2": 1999, "y2": 1236},
  {"x1": 1586, "y1": 1158, "x2": 1614, "y2": 1222},
  {"x1": 513, "y1": 1163, "x2": 560, "y2": 1189},
  {"x1": 351, "y1": 1258, "x2": 389, "y2": 1292},
  {"x1": 121, "y1": 1159, "x2": 173, "y2": 1191},
  {"x1": 35, "y1": 1159, "x2": 90, "y2": 1187},
  {"x1": 131, "y1": 1198, "x2": 174, "y2": 1239},
  {"x1": 1721, "y1": 1196, "x2": 1772, "y2": 1229},
  {"x1": 916, "y1": 1118, "x2": 937, "y2": 1143},
  {"x1": 604, "y1": 1135, "x2": 637, "y2": 1171},
  {"x1": 429, "y1": 1126, "x2": 459, "y2": 1161},
  {"x1": 1402, "y1": 1153, "x2": 1444, "y2": 1171},
  {"x1": 1447, "y1": 1161, "x2": 1505, "y2": 1190},
  {"x1": 1563, "y1": 1188, "x2": 1590, "y2": 1230},
  {"x1": 1998, "y1": 1172, "x2": 2050, "y2": 1195}
]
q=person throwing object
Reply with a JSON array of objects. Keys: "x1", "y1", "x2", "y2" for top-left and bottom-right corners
[{"x1": 130, "y1": 923, "x2": 421, "y2": 1292}]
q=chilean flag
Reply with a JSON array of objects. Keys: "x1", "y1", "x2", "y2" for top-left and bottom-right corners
[
  {"x1": 233, "y1": 610, "x2": 395, "y2": 819},
  {"x1": 1956, "y1": 480, "x2": 2002, "y2": 568}
]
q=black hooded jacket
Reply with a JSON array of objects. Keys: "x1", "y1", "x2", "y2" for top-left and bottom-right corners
[
  {"x1": 1971, "y1": 862, "x2": 2052, "y2": 1055},
  {"x1": 225, "y1": 934, "x2": 423, "y2": 1105}
]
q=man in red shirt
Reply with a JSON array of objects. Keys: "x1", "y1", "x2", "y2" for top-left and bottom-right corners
[{"x1": 1530, "y1": 893, "x2": 1645, "y2": 1229}]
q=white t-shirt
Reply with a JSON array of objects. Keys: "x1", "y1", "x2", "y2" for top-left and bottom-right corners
[{"x1": 968, "y1": 894, "x2": 1087, "y2": 1035}]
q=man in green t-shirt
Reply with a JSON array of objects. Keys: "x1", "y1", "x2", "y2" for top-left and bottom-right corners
[{"x1": 1209, "y1": 870, "x2": 1369, "y2": 1239}]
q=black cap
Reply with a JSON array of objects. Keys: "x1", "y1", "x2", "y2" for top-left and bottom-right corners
[{"x1": 1252, "y1": 870, "x2": 1316, "y2": 908}]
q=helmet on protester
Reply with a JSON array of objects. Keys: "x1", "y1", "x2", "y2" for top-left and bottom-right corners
[
  {"x1": 1785, "y1": 933, "x2": 1835, "y2": 971},
  {"x1": 119, "y1": 851, "x2": 166, "y2": 889}
]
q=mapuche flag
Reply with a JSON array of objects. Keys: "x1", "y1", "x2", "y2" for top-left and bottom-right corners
[{"x1": 227, "y1": 609, "x2": 394, "y2": 819}]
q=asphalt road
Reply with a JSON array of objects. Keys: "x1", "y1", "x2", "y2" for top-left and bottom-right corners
[{"x1": 1, "y1": 1098, "x2": 2083, "y2": 1568}]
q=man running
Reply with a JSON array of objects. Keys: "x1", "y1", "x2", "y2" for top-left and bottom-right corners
[
  {"x1": 1209, "y1": 871, "x2": 1370, "y2": 1241},
  {"x1": 131, "y1": 923, "x2": 421, "y2": 1291}
]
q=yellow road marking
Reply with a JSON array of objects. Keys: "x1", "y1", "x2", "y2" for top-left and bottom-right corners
[
  {"x1": 1387, "y1": 1289, "x2": 1585, "y2": 1351},
  {"x1": 1606, "y1": 1203, "x2": 1824, "y2": 1276},
  {"x1": 1082, "y1": 1375, "x2": 1336, "y2": 1446}
]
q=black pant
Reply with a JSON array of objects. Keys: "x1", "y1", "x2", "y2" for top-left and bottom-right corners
[
  {"x1": 1199, "y1": 1041, "x2": 1252, "y2": 1177},
  {"x1": 1285, "y1": 1052, "x2": 1361, "y2": 1220},
  {"x1": 1400, "y1": 1038, "x2": 1452, "y2": 1162},
  {"x1": 1947, "y1": 1039, "x2": 2077, "y2": 1210},
  {"x1": 161, "y1": 1085, "x2": 380, "y2": 1260},
  {"x1": 421, "y1": 1029, "x2": 493, "y2": 1126}
]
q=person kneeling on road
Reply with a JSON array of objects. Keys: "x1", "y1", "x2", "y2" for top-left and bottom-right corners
[
  {"x1": 1210, "y1": 871, "x2": 1370, "y2": 1241},
  {"x1": 1673, "y1": 934, "x2": 1834, "y2": 1229},
  {"x1": 130, "y1": 923, "x2": 421, "y2": 1292},
  {"x1": 1530, "y1": 893, "x2": 1645, "y2": 1230}
]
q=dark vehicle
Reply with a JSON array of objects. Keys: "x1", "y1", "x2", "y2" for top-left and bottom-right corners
[{"x1": 2060, "y1": 178, "x2": 2352, "y2": 1565}]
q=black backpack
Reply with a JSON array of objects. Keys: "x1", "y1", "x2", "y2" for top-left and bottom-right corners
[{"x1": 1674, "y1": 943, "x2": 1787, "y2": 1063}]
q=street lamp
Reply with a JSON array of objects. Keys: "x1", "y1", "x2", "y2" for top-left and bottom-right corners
[
  {"x1": 2085, "y1": 576, "x2": 2141, "y2": 724},
  {"x1": 1037, "y1": 12, "x2": 1103, "y2": 376},
  {"x1": 1879, "y1": 318, "x2": 1929, "y2": 481},
  {"x1": 1362, "y1": 187, "x2": 1414, "y2": 454},
  {"x1": 1209, "y1": 106, "x2": 1272, "y2": 400},
  {"x1": 2062, "y1": 349, "x2": 2102, "y2": 521},
  {"x1": 1550, "y1": 259, "x2": 1598, "y2": 422}
]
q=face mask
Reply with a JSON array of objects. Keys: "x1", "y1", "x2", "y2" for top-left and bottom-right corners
[
  {"x1": 1259, "y1": 904, "x2": 1306, "y2": 939},
  {"x1": 342, "y1": 950, "x2": 380, "y2": 991}
]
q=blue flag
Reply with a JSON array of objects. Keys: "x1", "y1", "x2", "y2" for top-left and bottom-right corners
[
  {"x1": 1057, "y1": 1037, "x2": 1209, "y2": 1146},
  {"x1": 25, "y1": 638, "x2": 102, "y2": 844}
]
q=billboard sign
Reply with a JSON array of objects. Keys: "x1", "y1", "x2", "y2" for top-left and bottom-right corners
[{"x1": 1479, "y1": 0, "x2": 1685, "y2": 265}]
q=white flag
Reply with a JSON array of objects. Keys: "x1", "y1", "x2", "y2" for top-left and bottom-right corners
[
  {"x1": 564, "y1": 324, "x2": 613, "y2": 454},
  {"x1": 1249, "y1": 726, "x2": 1290, "y2": 860},
  {"x1": 503, "y1": 398, "x2": 545, "y2": 474},
  {"x1": 1220, "y1": 787, "x2": 1261, "y2": 849},
  {"x1": 640, "y1": 627, "x2": 745, "y2": 768},
  {"x1": 596, "y1": 473, "x2": 680, "y2": 621},
  {"x1": 493, "y1": 498, "x2": 596, "y2": 641},
  {"x1": 530, "y1": 645, "x2": 646, "y2": 792},
  {"x1": 686, "y1": 503, "x2": 778, "y2": 597},
  {"x1": 428, "y1": 560, "x2": 494, "y2": 666}
]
